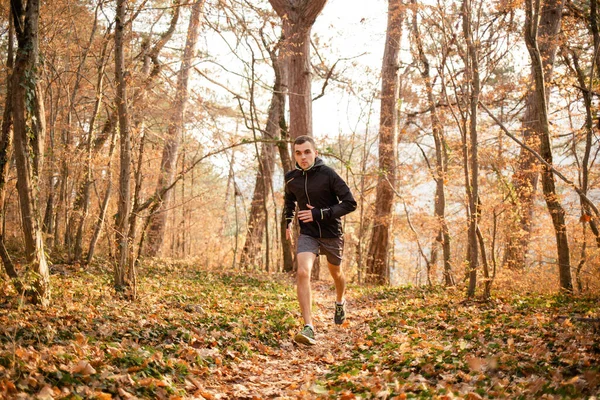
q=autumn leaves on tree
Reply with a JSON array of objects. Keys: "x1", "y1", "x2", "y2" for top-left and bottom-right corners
[{"x1": 1, "y1": 0, "x2": 599, "y2": 303}]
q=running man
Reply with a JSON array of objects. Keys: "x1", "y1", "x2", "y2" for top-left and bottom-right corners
[{"x1": 284, "y1": 135, "x2": 357, "y2": 345}]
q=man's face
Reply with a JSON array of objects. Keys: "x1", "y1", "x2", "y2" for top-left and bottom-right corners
[{"x1": 294, "y1": 141, "x2": 318, "y2": 170}]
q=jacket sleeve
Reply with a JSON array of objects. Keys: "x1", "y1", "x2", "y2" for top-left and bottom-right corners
[
  {"x1": 311, "y1": 169, "x2": 357, "y2": 221},
  {"x1": 284, "y1": 175, "x2": 297, "y2": 226}
]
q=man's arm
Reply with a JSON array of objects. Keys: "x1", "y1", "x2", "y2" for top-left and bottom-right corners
[{"x1": 311, "y1": 169, "x2": 357, "y2": 221}]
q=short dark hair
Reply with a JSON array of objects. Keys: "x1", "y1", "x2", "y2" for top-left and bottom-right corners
[{"x1": 294, "y1": 135, "x2": 316, "y2": 149}]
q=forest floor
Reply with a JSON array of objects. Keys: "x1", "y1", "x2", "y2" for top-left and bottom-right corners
[{"x1": 1, "y1": 259, "x2": 599, "y2": 399}]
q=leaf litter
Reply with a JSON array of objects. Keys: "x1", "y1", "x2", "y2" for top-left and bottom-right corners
[{"x1": 0, "y1": 260, "x2": 598, "y2": 399}]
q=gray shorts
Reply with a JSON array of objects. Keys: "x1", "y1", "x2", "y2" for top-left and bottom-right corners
[{"x1": 297, "y1": 234, "x2": 344, "y2": 266}]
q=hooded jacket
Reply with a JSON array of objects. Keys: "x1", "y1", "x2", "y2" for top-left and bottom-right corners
[{"x1": 284, "y1": 157, "x2": 357, "y2": 238}]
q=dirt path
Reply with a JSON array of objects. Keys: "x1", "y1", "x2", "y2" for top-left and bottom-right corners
[{"x1": 210, "y1": 281, "x2": 372, "y2": 399}]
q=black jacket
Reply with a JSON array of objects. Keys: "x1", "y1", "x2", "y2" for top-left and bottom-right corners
[{"x1": 284, "y1": 157, "x2": 357, "y2": 238}]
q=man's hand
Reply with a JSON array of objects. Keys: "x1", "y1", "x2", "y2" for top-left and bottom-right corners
[
  {"x1": 286, "y1": 223, "x2": 292, "y2": 241},
  {"x1": 297, "y1": 204, "x2": 315, "y2": 223}
]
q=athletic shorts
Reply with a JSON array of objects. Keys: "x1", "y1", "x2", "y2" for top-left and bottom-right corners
[{"x1": 297, "y1": 234, "x2": 344, "y2": 266}]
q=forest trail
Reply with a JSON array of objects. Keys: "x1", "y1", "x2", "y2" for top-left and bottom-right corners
[
  {"x1": 1, "y1": 262, "x2": 599, "y2": 399},
  {"x1": 216, "y1": 280, "x2": 371, "y2": 398}
]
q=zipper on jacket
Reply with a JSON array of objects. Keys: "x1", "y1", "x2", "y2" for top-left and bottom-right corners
[{"x1": 304, "y1": 170, "x2": 322, "y2": 237}]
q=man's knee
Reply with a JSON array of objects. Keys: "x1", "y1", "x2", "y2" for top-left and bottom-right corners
[
  {"x1": 328, "y1": 263, "x2": 344, "y2": 279},
  {"x1": 297, "y1": 265, "x2": 312, "y2": 281}
]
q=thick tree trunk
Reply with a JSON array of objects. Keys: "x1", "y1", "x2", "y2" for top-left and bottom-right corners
[
  {"x1": 268, "y1": 1, "x2": 325, "y2": 273},
  {"x1": 268, "y1": 0, "x2": 327, "y2": 139},
  {"x1": 145, "y1": 0, "x2": 204, "y2": 256},
  {"x1": 504, "y1": 0, "x2": 565, "y2": 269},
  {"x1": 524, "y1": 0, "x2": 572, "y2": 291},
  {"x1": 114, "y1": 0, "x2": 134, "y2": 294},
  {"x1": 11, "y1": 0, "x2": 50, "y2": 306},
  {"x1": 366, "y1": 0, "x2": 403, "y2": 284}
]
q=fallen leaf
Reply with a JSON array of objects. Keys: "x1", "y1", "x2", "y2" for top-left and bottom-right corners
[
  {"x1": 322, "y1": 352, "x2": 335, "y2": 364},
  {"x1": 36, "y1": 385, "x2": 55, "y2": 400},
  {"x1": 72, "y1": 360, "x2": 97, "y2": 376}
]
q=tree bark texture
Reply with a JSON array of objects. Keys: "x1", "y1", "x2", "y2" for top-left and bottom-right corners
[
  {"x1": 524, "y1": 0, "x2": 572, "y2": 291},
  {"x1": 366, "y1": 0, "x2": 404, "y2": 284},
  {"x1": 268, "y1": 0, "x2": 327, "y2": 139},
  {"x1": 11, "y1": 0, "x2": 50, "y2": 306},
  {"x1": 504, "y1": 0, "x2": 566, "y2": 270},
  {"x1": 114, "y1": 0, "x2": 134, "y2": 293},
  {"x1": 0, "y1": 9, "x2": 20, "y2": 289},
  {"x1": 277, "y1": 105, "x2": 294, "y2": 272},
  {"x1": 462, "y1": 0, "x2": 481, "y2": 298},
  {"x1": 146, "y1": 0, "x2": 204, "y2": 257}
]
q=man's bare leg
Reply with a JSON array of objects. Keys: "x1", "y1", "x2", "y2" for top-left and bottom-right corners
[
  {"x1": 327, "y1": 262, "x2": 346, "y2": 304},
  {"x1": 297, "y1": 252, "x2": 317, "y2": 326}
]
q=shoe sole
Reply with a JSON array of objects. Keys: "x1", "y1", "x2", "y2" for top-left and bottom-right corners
[{"x1": 294, "y1": 333, "x2": 316, "y2": 346}]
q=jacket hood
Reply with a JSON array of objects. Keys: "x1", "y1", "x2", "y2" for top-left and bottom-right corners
[{"x1": 295, "y1": 156, "x2": 325, "y2": 172}]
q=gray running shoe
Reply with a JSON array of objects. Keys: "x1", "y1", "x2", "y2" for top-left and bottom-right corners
[
  {"x1": 334, "y1": 302, "x2": 346, "y2": 325},
  {"x1": 294, "y1": 325, "x2": 316, "y2": 345}
]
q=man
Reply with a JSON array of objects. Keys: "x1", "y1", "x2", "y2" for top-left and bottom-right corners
[{"x1": 284, "y1": 135, "x2": 357, "y2": 345}]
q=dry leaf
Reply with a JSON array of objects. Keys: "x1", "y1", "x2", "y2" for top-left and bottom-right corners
[
  {"x1": 36, "y1": 385, "x2": 55, "y2": 400},
  {"x1": 72, "y1": 360, "x2": 97, "y2": 376}
]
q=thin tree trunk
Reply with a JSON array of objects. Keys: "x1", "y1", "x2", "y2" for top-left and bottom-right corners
[
  {"x1": 504, "y1": 0, "x2": 566, "y2": 269},
  {"x1": 476, "y1": 223, "x2": 491, "y2": 299},
  {"x1": 277, "y1": 125, "x2": 294, "y2": 272},
  {"x1": 411, "y1": 1, "x2": 453, "y2": 286},
  {"x1": 86, "y1": 130, "x2": 117, "y2": 264},
  {"x1": 462, "y1": 0, "x2": 481, "y2": 298},
  {"x1": 73, "y1": 29, "x2": 111, "y2": 262},
  {"x1": 145, "y1": 0, "x2": 204, "y2": 256},
  {"x1": 240, "y1": 39, "x2": 284, "y2": 270},
  {"x1": 114, "y1": 0, "x2": 134, "y2": 295},
  {"x1": 366, "y1": 0, "x2": 403, "y2": 284},
  {"x1": 524, "y1": 0, "x2": 572, "y2": 291},
  {"x1": 561, "y1": 46, "x2": 600, "y2": 247},
  {"x1": 11, "y1": 0, "x2": 50, "y2": 306},
  {"x1": 0, "y1": 9, "x2": 21, "y2": 291}
]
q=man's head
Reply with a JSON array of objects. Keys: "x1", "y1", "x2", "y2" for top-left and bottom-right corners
[{"x1": 293, "y1": 135, "x2": 318, "y2": 170}]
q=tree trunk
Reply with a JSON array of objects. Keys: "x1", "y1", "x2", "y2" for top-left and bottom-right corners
[
  {"x1": 524, "y1": 0, "x2": 572, "y2": 291},
  {"x1": 87, "y1": 130, "x2": 117, "y2": 264},
  {"x1": 240, "y1": 39, "x2": 285, "y2": 270},
  {"x1": 114, "y1": 0, "x2": 134, "y2": 295},
  {"x1": 268, "y1": 0, "x2": 327, "y2": 139},
  {"x1": 504, "y1": 0, "x2": 565, "y2": 270},
  {"x1": 11, "y1": 0, "x2": 50, "y2": 306},
  {"x1": 145, "y1": 0, "x2": 204, "y2": 257},
  {"x1": 366, "y1": 0, "x2": 403, "y2": 284},
  {"x1": 277, "y1": 121, "x2": 294, "y2": 272},
  {"x1": 0, "y1": 9, "x2": 21, "y2": 291},
  {"x1": 561, "y1": 34, "x2": 600, "y2": 248},
  {"x1": 73, "y1": 29, "x2": 111, "y2": 263},
  {"x1": 411, "y1": 1, "x2": 453, "y2": 286},
  {"x1": 462, "y1": 0, "x2": 481, "y2": 298}
]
